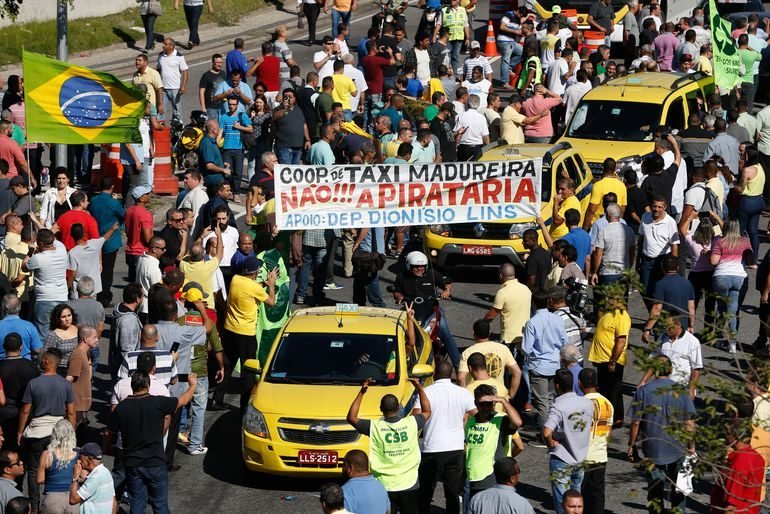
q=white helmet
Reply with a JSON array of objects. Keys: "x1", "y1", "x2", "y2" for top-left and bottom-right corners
[{"x1": 405, "y1": 251, "x2": 429, "y2": 269}]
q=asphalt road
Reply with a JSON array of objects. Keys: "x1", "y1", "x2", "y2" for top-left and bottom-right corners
[{"x1": 55, "y1": 2, "x2": 766, "y2": 513}]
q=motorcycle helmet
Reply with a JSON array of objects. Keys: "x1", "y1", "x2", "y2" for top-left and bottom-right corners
[{"x1": 405, "y1": 251, "x2": 428, "y2": 269}]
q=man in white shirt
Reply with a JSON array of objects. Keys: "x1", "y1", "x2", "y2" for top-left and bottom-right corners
[
  {"x1": 135, "y1": 236, "x2": 166, "y2": 316},
  {"x1": 23, "y1": 229, "x2": 69, "y2": 338},
  {"x1": 546, "y1": 48, "x2": 576, "y2": 97},
  {"x1": 179, "y1": 170, "x2": 209, "y2": 235},
  {"x1": 202, "y1": 207, "x2": 239, "y2": 284},
  {"x1": 563, "y1": 70, "x2": 592, "y2": 124},
  {"x1": 656, "y1": 137, "x2": 688, "y2": 218},
  {"x1": 157, "y1": 38, "x2": 189, "y2": 123},
  {"x1": 413, "y1": 361, "x2": 476, "y2": 514},
  {"x1": 313, "y1": 36, "x2": 341, "y2": 81},
  {"x1": 454, "y1": 94, "x2": 489, "y2": 161},
  {"x1": 638, "y1": 196, "x2": 680, "y2": 306},
  {"x1": 638, "y1": 316, "x2": 702, "y2": 399}
]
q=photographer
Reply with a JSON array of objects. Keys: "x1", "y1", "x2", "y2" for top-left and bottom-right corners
[{"x1": 212, "y1": 69, "x2": 253, "y2": 115}]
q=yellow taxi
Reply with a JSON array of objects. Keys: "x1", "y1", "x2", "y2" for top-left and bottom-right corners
[
  {"x1": 423, "y1": 142, "x2": 593, "y2": 268},
  {"x1": 558, "y1": 71, "x2": 715, "y2": 177},
  {"x1": 241, "y1": 304, "x2": 434, "y2": 477}
]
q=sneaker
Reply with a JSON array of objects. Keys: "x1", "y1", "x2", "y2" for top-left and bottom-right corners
[
  {"x1": 189, "y1": 445, "x2": 208, "y2": 456},
  {"x1": 294, "y1": 296, "x2": 305, "y2": 305},
  {"x1": 523, "y1": 402, "x2": 533, "y2": 413},
  {"x1": 177, "y1": 432, "x2": 190, "y2": 444},
  {"x1": 324, "y1": 282, "x2": 344, "y2": 291},
  {"x1": 729, "y1": 343, "x2": 737, "y2": 354},
  {"x1": 528, "y1": 436, "x2": 547, "y2": 449}
]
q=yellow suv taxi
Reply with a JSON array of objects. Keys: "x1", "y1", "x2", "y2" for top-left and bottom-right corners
[
  {"x1": 558, "y1": 71, "x2": 715, "y2": 177},
  {"x1": 423, "y1": 142, "x2": 592, "y2": 268},
  {"x1": 241, "y1": 304, "x2": 433, "y2": 477}
]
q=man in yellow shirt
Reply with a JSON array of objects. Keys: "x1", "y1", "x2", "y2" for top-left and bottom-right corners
[
  {"x1": 223, "y1": 255, "x2": 278, "y2": 410},
  {"x1": 484, "y1": 263, "x2": 531, "y2": 346},
  {"x1": 132, "y1": 54, "x2": 165, "y2": 115},
  {"x1": 550, "y1": 178, "x2": 582, "y2": 239},
  {"x1": 465, "y1": 352, "x2": 504, "y2": 412},
  {"x1": 179, "y1": 234, "x2": 224, "y2": 311},
  {"x1": 583, "y1": 158, "x2": 627, "y2": 230},
  {"x1": 331, "y1": 60, "x2": 357, "y2": 122},
  {"x1": 457, "y1": 319, "x2": 521, "y2": 399}
]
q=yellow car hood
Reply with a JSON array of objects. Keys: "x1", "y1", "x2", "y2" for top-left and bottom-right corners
[
  {"x1": 252, "y1": 380, "x2": 406, "y2": 419},
  {"x1": 561, "y1": 138, "x2": 653, "y2": 163}
]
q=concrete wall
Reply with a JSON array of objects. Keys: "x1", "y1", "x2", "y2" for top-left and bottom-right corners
[{"x1": 0, "y1": 0, "x2": 137, "y2": 28}]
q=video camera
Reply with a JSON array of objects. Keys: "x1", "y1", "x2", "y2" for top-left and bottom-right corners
[{"x1": 562, "y1": 277, "x2": 589, "y2": 315}]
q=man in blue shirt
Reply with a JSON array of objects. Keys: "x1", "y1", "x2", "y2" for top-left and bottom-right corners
[
  {"x1": 642, "y1": 254, "x2": 695, "y2": 339},
  {"x1": 88, "y1": 177, "x2": 125, "y2": 308},
  {"x1": 212, "y1": 70, "x2": 253, "y2": 116},
  {"x1": 559, "y1": 209, "x2": 591, "y2": 272},
  {"x1": 342, "y1": 450, "x2": 390, "y2": 514},
  {"x1": 218, "y1": 99, "x2": 252, "y2": 199},
  {"x1": 308, "y1": 125, "x2": 336, "y2": 165},
  {"x1": 522, "y1": 288, "x2": 567, "y2": 441},
  {"x1": 225, "y1": 38, "x2": 249, "y2": 79},
  {"x1": 468, "y1": 458, "x2": 535, "y2": 514},
  {"x1": 0, "y1": 294, "x2": 42, "y2": 359}
]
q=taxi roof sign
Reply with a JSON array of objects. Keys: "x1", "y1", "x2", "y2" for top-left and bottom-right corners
[{"x1": 336, "y1": 303, "x2": 360, "y2": 315}]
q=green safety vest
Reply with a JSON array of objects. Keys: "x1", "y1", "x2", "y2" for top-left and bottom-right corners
[
  {"x1": 516, "y1": 55, "x2": 542, "y2": 92},
  {"x1": 369, "y1": 417, "x2": 421, "y2": 492},
  {"x1": 465, "y1": 413, "x2": 508, "y2": 482},
  {"x1": 442, "y1": 7, "x2": 468, "y2": 41}
]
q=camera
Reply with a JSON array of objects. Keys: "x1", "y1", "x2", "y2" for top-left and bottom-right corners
[{"x1": 562, "y1": 277, "x2": 589, "y2": 315}]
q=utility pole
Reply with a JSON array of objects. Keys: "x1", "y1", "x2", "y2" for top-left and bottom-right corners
[{"x1": 55, "y1": 0, "x2": 68, "y2": 168}]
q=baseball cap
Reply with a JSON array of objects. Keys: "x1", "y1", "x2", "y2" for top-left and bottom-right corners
[
  {"x1": 182, "y1": 281, "x2": 209, "y2": 299},
  {"x1": 681, "y1": 53, "x2": 693, "y2": 62},
  {"x1": 470, "y1": 40, "x2": 481, "y2": 50},
  {"x1": 241, "y1": 255, "x2": 263, "y2": 274},
  {"x1": 78, "y1": 442, "x2": 103, "y2": 459},
  {"x1": 551, "y1": 5, "x2": 561, "y2": 14},
  {"x1": 132, "y1": 185, "x2": 152, "y2": 199},
  {"x1": 9, "y1": 176, "x2": 29, "y2": 188}
]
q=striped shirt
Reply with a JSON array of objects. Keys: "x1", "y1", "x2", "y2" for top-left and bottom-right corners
[
  {"x1": 118, "y1": 348, "x2": 177, "y2": 387},
  {"x1": 555, "y1": 307, "x2": 585, "y2": 356},
  {"x1": 460, "y1": 55, "x2": 493, "y2": 81}
]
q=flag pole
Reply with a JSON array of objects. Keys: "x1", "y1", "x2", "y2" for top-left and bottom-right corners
[{"x1": 54, "y1": 0, "x2": 68, "y2": 168}]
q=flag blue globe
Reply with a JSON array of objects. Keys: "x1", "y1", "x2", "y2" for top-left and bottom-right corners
[{"x1": 59, "y1": 76, "x2": 112, "y2": 127}]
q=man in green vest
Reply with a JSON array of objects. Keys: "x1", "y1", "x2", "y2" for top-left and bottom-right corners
[
  {"x1": 433, "y1": 0, "x2": 471, "y2": 76},
  {"x1": 465, "y1": 384, "x2": 523, "y2": 499},
  {"x1": 348, "y1": 378, "x2": 431, "y2": 514},
  {"x1": 517, "y1": 41, "x2": 542, "y2": 94}
]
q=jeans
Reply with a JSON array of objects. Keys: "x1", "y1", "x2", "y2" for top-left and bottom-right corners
[
  {"x1": 222, "y1": 148, "x2": 245, "y2": 194},
  {"x1": 742, "y1": 80, "x2": 756, "y2": 113},
  {"x1": 275, "y1": 146, "x2": 303, "y2": 165},
  {"x1": 437, "y1": 307, "x2": 460, "y2": 368},
  {"x1": 639, "y1": 254, "x2": 666, "y2": 306},
  {"x1": 737, "y1": 194, "x2": 764, "y2": 257},
  {"x1": 22, "y1": 435, "x2": 50, "y2": 512},
  {"x1": 126, "y1": 253, "x2": 141, "y2": 283},
  {"x1": 529, "y1": 371, "x2": 554, "y2": 429},
  {"x1": 582, "y1": 462, "x2": 606, "y2": 514},
  {"x1": 296, "y1": 246, "x2": 327, "y2": 302},
  {"x1": 331, "y1": 8, "x2": 351, "y2": 39},
  {"x1": 595, "y1": 361, "x2": 625, "y2": 424},
  {"x1": 343, "y1": 109, "x2": 353, "y2": 122},
  {"x1": 140, "y1": 14, "x2": 157, "y2": 49},
  {"x1": 33, "y1": 300, "x2": 59, "y2": 339},
  {"x1": 126, "y1": 465, "x2": 170, "y2": 514},
  {"x1": 325, "y1": 237, "x2": 340, "y2": 284},
  {"x1": 713, "y1": 274, "x2": 749, "y2": 341},
  {"x1": 418, "y1": 450, "x2": 464, "y2": 514},
  {"x1": 163, "y1": 89, "x2": 182, "y2": 123},
  {"x1": 689, "y1": 270, "x2": 715, "y2": 331},
  {"x1": 448, "y1": 40, "x2": 463, "y2": 76},
  {"x1": 353, "y1": 269, "x2": 386, "y2": 307},
  {"x1": 550, "y1": 457, "x2": 585, "y2": 514},
  {"x1": 497, "y1": 40, "x2": 522, "y2": 83},
  {"x1": 189, "y1": 376, "x2": 209, "y2": 448},
  {"x1": 646, "y1": 457, "x2": 685, "y2": 514},
  {"x1": 183, "y1": 3, "x2": 203, "y2": 45}
]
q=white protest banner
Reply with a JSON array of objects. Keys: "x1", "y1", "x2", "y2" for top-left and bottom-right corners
[{"x1": 275, "y1": 160, "x2": 542, "y2": 230}]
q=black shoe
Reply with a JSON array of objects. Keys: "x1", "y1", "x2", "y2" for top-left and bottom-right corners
[
  {"x1": 208, "y1": 402, "x2": 228, "y2": 412},
  {"x1": 168, "y1": 464, "x2": 182, "y2": 472}
]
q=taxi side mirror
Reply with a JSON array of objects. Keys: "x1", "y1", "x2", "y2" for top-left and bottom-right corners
[
  {"x1": 409, "y1": 364, "x2": 433, "y2": 379},
  {"x1": 243, "y1": 359, "x2": 262, "y2": 376}
]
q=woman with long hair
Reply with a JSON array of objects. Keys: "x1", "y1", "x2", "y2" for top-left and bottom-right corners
[
  {"x1": 246, "y1": 94, "x2": 273, "y2": 181},
  {"x1": 36, "y1": 420, "x2": 78, "y2": 514},
  {"x1": 38, "y1": 168, "x2": 74, "y2": 229},
  {"x1": 43, "y1": 304, "x2": 79, "y2": 375},
  {"x1": 1, "y1": 75, "x2": 22, "y2": 111},
  {"x1": 734, "y1": 144, "x2": 765, "y2": 259},
  {"x1": 686, "y1": 217, "x2": 717, "y2": 332},
  {"x1": 711, "y1": 217, "x2": 754, "y2": 353}
]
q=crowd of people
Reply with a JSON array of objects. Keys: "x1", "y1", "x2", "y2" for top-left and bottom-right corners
[{"x1": 0, "y1": 0, "x2": 770, "y2": 512}]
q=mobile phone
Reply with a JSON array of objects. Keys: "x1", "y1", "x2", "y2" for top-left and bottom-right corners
[
  {"x1": 210, "y1": 220, "x2": 217, "y2": 230},
  {"x1": 27, "y1": 247, "x2": 35, "y2": 257},
  {"x1": 171, "y1": 342, "x2": 180, "y2": 353}
]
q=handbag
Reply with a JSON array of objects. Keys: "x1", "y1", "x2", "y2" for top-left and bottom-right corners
[
  {"x1": 147, "y1": 0, "x2": 163, "y2": 15},
  {"x1": 239, "y1": 112, "x2": 256, "y2": 150},
  {"x1": 297, "y1": 12, "x2": 305, "y2": 29},
  {"x1": 352, "y1": 228, "x2": 385, "y2": 273}
]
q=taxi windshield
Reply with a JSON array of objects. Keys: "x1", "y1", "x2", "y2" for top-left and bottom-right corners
[
  {"x1": 566, "y1": 100, "x2": 662, "y2": 142},
  {"x1": 266, "y1": 332, "x2": 400, "y2": 385}
]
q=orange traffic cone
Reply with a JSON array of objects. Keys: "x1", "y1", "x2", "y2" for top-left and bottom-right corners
[
  {"x1": 484, "y1": 20, "x2": 499, "y2": 57},
  {"x1": 509, "y1": 62, "x2": 522, "y2": 88}
]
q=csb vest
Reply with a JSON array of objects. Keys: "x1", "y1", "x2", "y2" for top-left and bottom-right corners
[
  {"x1": 465, "y1": 413, "x2": 509, "y2": 482},
  {"x1": 442, "y1": 7, "x2": 468, "y2": 41},
  {"x1": 369, "y1": 417, "x2": 421, "y2": 492},
  {"x1": 516, "y1": 55, "x2": 542, "y2": 92}
]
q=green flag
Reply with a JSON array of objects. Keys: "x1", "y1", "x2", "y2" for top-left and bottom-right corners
[
  {"x1": 22, "y1": 50, "x2": 146, "y2": 144},
  {"x1": 708, "y1": 0, "x2": 741, "y2": 91},
  {"x1": 256, "y1": 248, "x2": 292, "y2": 365}
]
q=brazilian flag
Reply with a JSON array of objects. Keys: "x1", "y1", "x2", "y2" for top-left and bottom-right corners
[
  {"x1": 22, "y1": 51, "x2": 146, "y2": 144},
  {"x1": 256, "y1": 248, "x2": 291, "y2": 365}
]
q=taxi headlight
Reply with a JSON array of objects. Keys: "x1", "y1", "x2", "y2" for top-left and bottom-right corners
[
  {"x1": 509, "y1": 222, "x2": 537, "y2": 239},
  {"x1": 243, "y1": 404, "x2": 270, "y2": 438},
  {"x1": 429, "y1": 224, "x2": 451, "y2": 237}
]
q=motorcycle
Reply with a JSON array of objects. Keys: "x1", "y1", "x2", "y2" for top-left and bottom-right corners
[
  {"x1": 172, "y1": 110, "x2": 208, "y2": 172},
  {"x1": 371, "y1": 0, "x2": 407, "y2": 38},
  {"x1": 417, "y1": 6, "x2": 441, "y2": 41}
]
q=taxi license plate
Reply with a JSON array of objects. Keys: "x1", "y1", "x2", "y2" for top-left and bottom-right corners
[
  {"x1": 297, "y1": 450, "x2": 338, "y2": 466},
  {"x1": 462, "y1": 245, "x2": 493, "y2": 256}
]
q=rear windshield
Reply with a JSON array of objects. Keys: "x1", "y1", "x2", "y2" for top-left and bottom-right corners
[
  {"x1": 534, "y1": 0, "x2": 627, "y2": 10},
  {"x1": 714, "y1": 0, "x2": 764, "y2": 14}
]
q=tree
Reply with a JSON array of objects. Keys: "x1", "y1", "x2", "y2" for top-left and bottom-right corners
[{"x1": 0, "y1": 0, "x2": 22, "y2": 19}]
